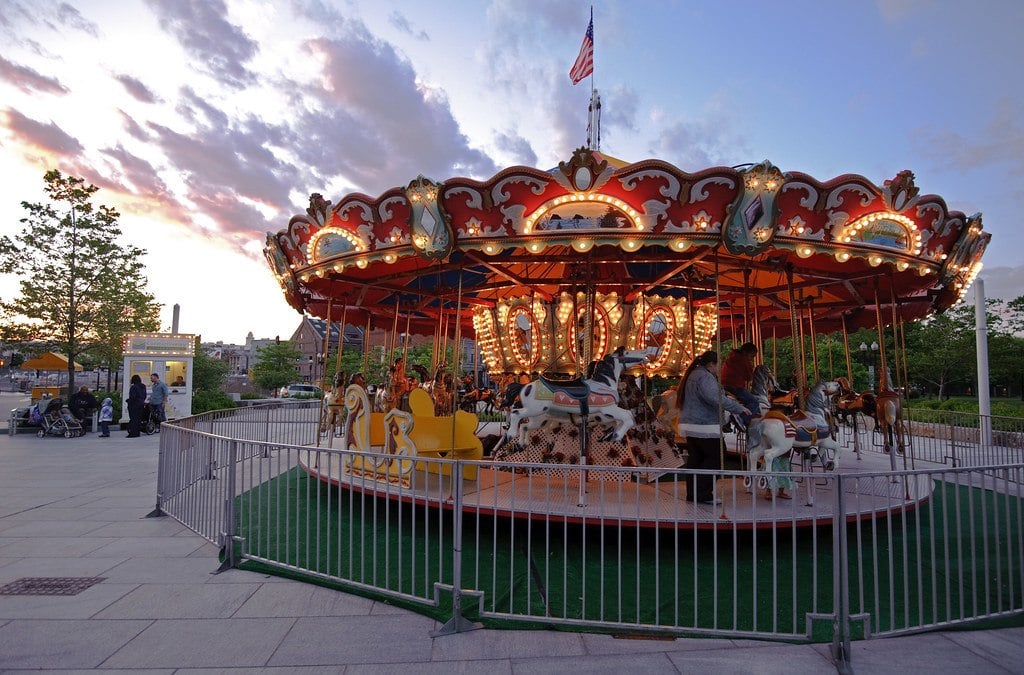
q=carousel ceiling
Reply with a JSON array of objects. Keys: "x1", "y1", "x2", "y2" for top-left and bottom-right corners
[{"x1": 265, "y1": 148, "x2": 989, "y2": 355}]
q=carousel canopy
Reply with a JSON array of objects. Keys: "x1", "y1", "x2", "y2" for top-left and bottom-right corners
[{"x1": 265, "y1": 148, "x2": 989, "y2": 374}]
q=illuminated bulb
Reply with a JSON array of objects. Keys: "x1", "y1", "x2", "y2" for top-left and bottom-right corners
[
  {"x1": 384, "y1": 254, "x2": 396, "y2": 263},
  {"x1": 572, "y1": 238, "x2": 593, "y2": 252},
  {"x1": 868, "y1": 255, "x2": 883, "y2": 267},
  {"x1": 356, "y1": 259, "x2": 367, "y2": 269},
  {"x1": 835, "y1": 251, "x2": 850, "y2": 263},
  {"x1": 896, "y1": 260, "x2": 909, "y2": 271}
]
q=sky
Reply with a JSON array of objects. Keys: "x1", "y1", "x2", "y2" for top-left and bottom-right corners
[{"x1": 1, "y1": 0, "x2": 1023, "y2": 344}]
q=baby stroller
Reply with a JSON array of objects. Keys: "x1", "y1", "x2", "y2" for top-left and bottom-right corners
[
  {"x1": 141, "y1": 403, "x2": 161, "y2": 435},
  {"x1": 35, "y1": 398, "x2": 85, "y2": 438}
]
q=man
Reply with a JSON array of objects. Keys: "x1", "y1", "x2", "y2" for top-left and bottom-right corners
[
  {"x1": 149, "y1": 373, "x2": 170, "y2": 427},
  {"x1": 69, "y1": 386, "x2": 98, "y2": 429},
  {"x1": 720, "y1": 343, "x2": 761, "y2": 442}
]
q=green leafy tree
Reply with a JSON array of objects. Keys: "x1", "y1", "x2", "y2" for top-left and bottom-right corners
[
  {"x1": 252, "y1": 341, "x2": 301, "y2": 395},
  {"x1": 0, "y1": 171, "x2": 160, "y2": 391},
  {"x1": 192, "y1": 348, "x2": 229, "y2": 392}
]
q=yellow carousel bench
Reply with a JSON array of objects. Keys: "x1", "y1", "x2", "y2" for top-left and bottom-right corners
[
  {"x1": 343, "y1": 386, "x2": 482, "y2": 480},
  {"x1": 405, "y1": 389, "x2": 483, "y2": 479}
]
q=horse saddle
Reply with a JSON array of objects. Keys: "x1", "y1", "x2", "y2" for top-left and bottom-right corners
[
  {"x1": 763, "y1": 409, "x2": 829, "y2": 443},
  {"x1": 539, "y1": 374, "x2": 590, "y2": 401}
]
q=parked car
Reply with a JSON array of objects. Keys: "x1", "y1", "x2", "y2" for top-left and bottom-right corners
[{"x1": 279, "y1": 383, "x2": 323, "y2": 398}]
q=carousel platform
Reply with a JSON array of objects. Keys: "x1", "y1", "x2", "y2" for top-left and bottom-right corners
[{"x1": 300, "y1": 430, "x2": 934, "y2": 531}]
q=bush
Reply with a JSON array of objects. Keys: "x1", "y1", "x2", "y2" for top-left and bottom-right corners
[
  {"x1": 192, "y1": 390, "x2": 237, "y2": 414},
  {"x1": 239, "y1": 392, "x2": 263, "y2": 400}
]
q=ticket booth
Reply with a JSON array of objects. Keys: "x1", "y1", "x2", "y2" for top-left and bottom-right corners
[{"x1": 122, "y1": 333, "x2": 196, "y2": 423}]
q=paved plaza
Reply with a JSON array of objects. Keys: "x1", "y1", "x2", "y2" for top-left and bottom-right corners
[{"x1": 1, "y1": 390, "x2": 1022, "y2": 673}]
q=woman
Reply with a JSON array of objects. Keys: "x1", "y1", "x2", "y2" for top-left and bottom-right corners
[
  {"x1": 677, "y1": 351, "x2": 750, "y2": 505},
  {"x1": 126, "y1": 374, "x2": 146, "y2": 438}
]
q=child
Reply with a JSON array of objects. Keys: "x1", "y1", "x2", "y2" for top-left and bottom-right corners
[{"x1": 99, "y1": 397, "x2": 113, "y2": 438}]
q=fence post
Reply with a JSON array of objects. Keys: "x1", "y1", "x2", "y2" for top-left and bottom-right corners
[
  {"x1": 216, "y1": 439, "x2": 239, "y2": 573},
  {"x1": 831, "y1": 473, "x2": 853, "y2": 672},
  {"x1": 432, "y1": 460, "x2": 480, "y2": 636},
  {"x1": 146, "y1": 430, "x2": 167, "y2": 518}
]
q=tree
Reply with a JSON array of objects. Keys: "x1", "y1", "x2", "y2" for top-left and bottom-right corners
[
  {"x1": 0, "y1": 171, "x2": 160, "y2": 391},
  {"x1": 251, "y1": 341, "x2": 301, "y2": 395},
  {"x1": 192, "y1": 348, "x2": 229, "y2": 392}
]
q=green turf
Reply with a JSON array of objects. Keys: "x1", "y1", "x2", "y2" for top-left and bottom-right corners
[{"x1": 234, "y1": 467, "x2": 1024, "y2": 640}]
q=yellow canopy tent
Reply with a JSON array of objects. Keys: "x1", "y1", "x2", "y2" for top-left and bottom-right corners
[{"x1": 21, "y1": 352, "x2": 83, "y2": 371}]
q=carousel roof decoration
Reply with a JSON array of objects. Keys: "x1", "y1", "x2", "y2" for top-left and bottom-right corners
[{"x1": 266, "y1": 147, "x2": 990, "y2": 374}]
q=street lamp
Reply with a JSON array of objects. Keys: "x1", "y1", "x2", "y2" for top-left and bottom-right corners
[
  {"x1": 94, "y1": 368, "x2": 101, "y2": 390},
  {"x1": 859, "y1": 341, "x2": 879, "y2": 390}
]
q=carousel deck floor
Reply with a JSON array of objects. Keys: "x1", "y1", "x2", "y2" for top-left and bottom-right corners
[{"x1": 299, "y1": 439, "x2": 935, "y2": 531}]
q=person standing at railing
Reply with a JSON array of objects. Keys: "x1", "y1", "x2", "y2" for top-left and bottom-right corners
[{"x1": 677, "y1": 350, "x2": 750, "y2": 505}]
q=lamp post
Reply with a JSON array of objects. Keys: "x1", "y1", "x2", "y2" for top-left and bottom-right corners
[
  {"x1": 859, "y1": 341, "x2": 879, "y2": 390},
  {"x1": 94, "y1": 368, "x2": 100, "y2": 390}
]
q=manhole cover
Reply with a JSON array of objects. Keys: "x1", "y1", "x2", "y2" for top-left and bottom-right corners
[{"x1": 0, "y1": 577, "x2": 106, "y2": 596}]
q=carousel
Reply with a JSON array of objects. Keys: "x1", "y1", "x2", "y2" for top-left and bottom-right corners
[{"x1": 264, "y1": 145, "x2": 989, "y2": 528}]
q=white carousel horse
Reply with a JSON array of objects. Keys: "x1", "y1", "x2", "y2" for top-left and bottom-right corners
[
  {"x1": 506, "y1": 347, "x2": 654, "y2": 445},
  {"x1": 745, "y1": 365, "x2": 842, "y2": 490}
]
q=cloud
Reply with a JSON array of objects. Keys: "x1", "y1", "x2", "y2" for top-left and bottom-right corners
[
  {"x1": 875, "y1": 0, "x2": 933, "y2": 22},
  {"x1": 1, "y1": 108, "x2": 83, "y2": 157},
  {"x1": 0, "y1": 55, "x2": 69, "y2": 95},
  {"x1": 494, "y1": 130, "x2": 538, "y2": 167},
  {"x1": 114, "y1": 74, "x2": 160, "y2": 103},
  {"x1": 979, "y1": 265, "x2": 1024, "y2": 303},
  {"x1": 646, "y1": 93, "x2": 750, "y2": 169},
  {"x1": 293, "y1": 30, "x2": 497, "y2": 191},
  {"x1": 912, "y1": 98, "x2": 1024, "y2": 179},
  {"x1": 145, "y1": 0, "x2": 259, "y2": 89},
  {"x1": 388, "y1": 11, "x2": 428, "y2": 41},
  {"x1": 54, "y1": 1, "x2": 99, "y2": 37}
]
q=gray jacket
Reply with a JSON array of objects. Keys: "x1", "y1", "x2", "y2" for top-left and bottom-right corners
[{"x1": 679, "y1": 366, "x2": 746, "y2": 437}]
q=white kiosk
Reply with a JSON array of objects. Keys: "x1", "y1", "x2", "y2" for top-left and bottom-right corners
[{"x1": 121, "y1": 333, "x2": 196, "y2": 423}]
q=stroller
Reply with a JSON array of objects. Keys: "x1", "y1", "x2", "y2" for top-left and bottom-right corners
[
  {"x1": 35, "y1": 398, "x2": 85, "y2": 438},
  {"x1": 141, "y1": 403, "x2": 161, "y2": 435}
]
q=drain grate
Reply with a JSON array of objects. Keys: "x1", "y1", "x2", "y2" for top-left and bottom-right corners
[{"x1": 0, "y1": 577, "x2": 106, "y2": 596}]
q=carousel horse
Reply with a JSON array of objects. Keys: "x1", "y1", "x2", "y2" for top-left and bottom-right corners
[
  {"x1": 420, "y1": 363, "x2": 454, "y2": 416},
  {"x1": 745, "y1": 365, "x2": 842, "y2": 490},
  {"x1": 319, "y1": 375, "x2": 347, "y2": 436},
  {"x1": 459, "y1": 376, "x2": 497, "y2": 414},
  {"x1": 836, "y1": 377, "x2": 906, "y2": 454},
  {"x1": 374, "y1": 358, "x2": 412, "y2": 412},
  {"x1": 506, "y1": 347, "x2": 653, "y2": 445}
]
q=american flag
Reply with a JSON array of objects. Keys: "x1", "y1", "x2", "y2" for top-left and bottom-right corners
[{"x1": 569, "y1": 16, "x2": 594, "y2": 85}]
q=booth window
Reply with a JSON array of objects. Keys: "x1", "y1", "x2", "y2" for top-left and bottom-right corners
[{"x1": 166, "y1": 361, "x2": 187, "y2": 387}]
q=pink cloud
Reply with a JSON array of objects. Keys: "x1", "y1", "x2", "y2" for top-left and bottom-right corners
[{"x1": 0, "y1": 55, "x2": 69, "y2": 95}]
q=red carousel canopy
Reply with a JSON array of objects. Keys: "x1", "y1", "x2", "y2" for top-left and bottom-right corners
[{"x1": 265, "y1": 148, "x2": 989, "y2": 371}]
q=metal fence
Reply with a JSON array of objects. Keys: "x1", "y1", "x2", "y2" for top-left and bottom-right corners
[{"x1": 154, "y1": 404, "x2": 1024, "y2": 668}]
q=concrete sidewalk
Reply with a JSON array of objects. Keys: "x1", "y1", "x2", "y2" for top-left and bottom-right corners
[{"x1": 1, "y1": 395, "x2": 1022, "y2": 672}]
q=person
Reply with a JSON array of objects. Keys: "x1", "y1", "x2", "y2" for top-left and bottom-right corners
[
  {"x1": 677, "y1": 350, "x2": 750, "y2": 505},
  {"x1": 721, "y1": 342, "x2": 764, "y2": 449},
  {"x1": 149, "y1": 373, "x2": 170, "y2": 427},
  {"x1": 721, "y1": 343, "x2": 759, "y2": 427},
  {"x1": 98, "y1": 397, "x2": 114, "y2": 437},
  {"x1": 171, "y1": 375, "x2": 186, "y2": 386},
  {"x1": 126, "y1": 374, "x2": 146, "y2": 437},
  {"x1": 69, "y1": 386, "x2": 99, "y2": 427},
  {"x1": 30, "y1": 392, "x2": 52, "y2": 425}
]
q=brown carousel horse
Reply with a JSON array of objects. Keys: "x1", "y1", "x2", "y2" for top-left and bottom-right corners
[
  {"x1": 459, "y1": 375, "x2": 497, "y2": 414},
  {"x1": 374, "y1": 358, "x2": 412, "y2": 412},
  {"x1": 836, "y1": 375, "x2": 906, "y2": 455}
]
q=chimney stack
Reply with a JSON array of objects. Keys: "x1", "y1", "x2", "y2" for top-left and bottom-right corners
[{"x1": 172, "y1": 304, "x2": 180, "y2": 333}]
